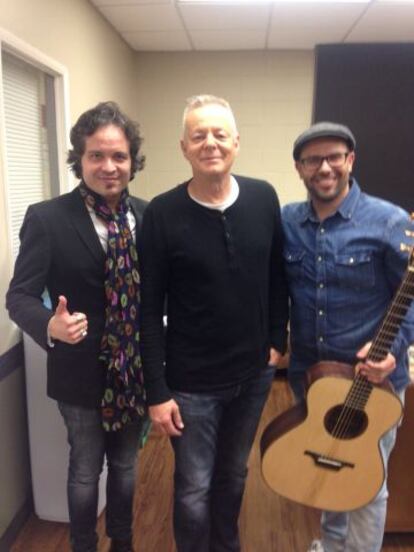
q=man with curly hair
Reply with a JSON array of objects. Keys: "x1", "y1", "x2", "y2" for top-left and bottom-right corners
[{"x1": 6, "y1": 101, "x2": 148, "y2": 552}]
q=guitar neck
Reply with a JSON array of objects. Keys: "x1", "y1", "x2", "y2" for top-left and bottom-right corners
[
  {"x1": 346, "y1": 263, "x2": 414, "y2": 411},
  {"x1": 367, "y1": 265, "x2": 414, "y2": 363}
]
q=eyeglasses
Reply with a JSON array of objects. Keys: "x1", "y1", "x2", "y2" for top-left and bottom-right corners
[{"x1": 300, "y1": 152, "x2": 350, "y2": 171}]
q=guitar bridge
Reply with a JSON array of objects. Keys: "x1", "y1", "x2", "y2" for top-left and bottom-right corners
[{"x1": 304, "y1": 450, "x2": 355, "y2": 471}]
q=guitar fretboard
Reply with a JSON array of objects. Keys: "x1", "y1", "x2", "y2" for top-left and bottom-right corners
[{"x1": 345, "y1": 265, "x2": 414, "y2": 412}]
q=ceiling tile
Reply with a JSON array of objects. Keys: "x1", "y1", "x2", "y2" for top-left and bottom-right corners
[
  {"x1": 346, "y1": 3, "x2": 414, "y2": 41},
  {"x1": 267, "y1": 3, "x2": 368, "y2": 49},
  {"x1": 123, "y1": 30, "x2": 192, "y2": 51},
  {"x1": 98, "y1": 4, "x2": 184, "y2": 33},
  {"x1": 179, "y1": 4, "x2": 271, "y2": 30},
  {"x1": 88, "y1": 0, "x2": 414, "y2": 51},
  {"x1": 91, "y1": 0, "x2": 171, "y2": 6},
  {"x1": 190, "y1": 30, "x2": 266, "y2": 50}
]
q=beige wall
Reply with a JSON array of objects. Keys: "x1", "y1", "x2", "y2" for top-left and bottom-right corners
[
  {"x1": 131, "y1": 50, "x2": 313, "y2": 206},
  {"x1": 0, "y1": 0, "x2": 137, "y2": 540},
  {"x1": 0, "y1": 0, "x2": 136, "y2": 119}
]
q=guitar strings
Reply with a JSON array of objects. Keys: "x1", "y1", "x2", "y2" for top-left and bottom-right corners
[
  {"x1": 323, "y1": 269, "x2": 414, "y2": 449},
  {"x1": 333, "y1": 271, "x2": 414, "y2": 439},
  {"x1": 329, "y1": 281, "x2": 401, "y2": 438}
]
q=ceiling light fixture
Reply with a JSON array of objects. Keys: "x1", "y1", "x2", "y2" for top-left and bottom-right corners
[{"x1": 178, "y1": 0, "x2": 370, "y2": 4}]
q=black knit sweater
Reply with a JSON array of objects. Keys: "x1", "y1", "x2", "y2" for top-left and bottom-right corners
[{"x1": 140, "y1": 176, "x2": 288, "y2": 405}]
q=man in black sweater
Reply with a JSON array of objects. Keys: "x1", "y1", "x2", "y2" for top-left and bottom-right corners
[{"x1": 140, "y1": 95, "x2": 288, "y2": 552}]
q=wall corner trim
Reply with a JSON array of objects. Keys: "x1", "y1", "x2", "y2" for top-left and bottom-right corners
[{"x1": 0, "y1": 340, "x2": 24, "y2": 382}]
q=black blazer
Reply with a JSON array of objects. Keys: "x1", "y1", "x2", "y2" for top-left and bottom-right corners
[{"x1": 6, "y1": 187, "x2": 147, "y2": 407}]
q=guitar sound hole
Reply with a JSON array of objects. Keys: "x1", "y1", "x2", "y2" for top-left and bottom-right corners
[{"x1": 324, "y1": 405, "x2": 368, "y2": 440}]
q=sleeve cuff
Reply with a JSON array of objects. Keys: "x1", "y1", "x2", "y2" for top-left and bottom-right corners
[{"x1": 144, "y1": 377, "x2": 172, "y2": 406}]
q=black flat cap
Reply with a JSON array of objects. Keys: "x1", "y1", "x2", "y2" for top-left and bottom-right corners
[{"x1": 293, "y1": 121, "x2": 356, "y2": 161}]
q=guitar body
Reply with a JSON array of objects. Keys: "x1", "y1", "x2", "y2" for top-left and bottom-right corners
[{"x1": 261, "y1": 361, "x2": 403, "y2": 511}]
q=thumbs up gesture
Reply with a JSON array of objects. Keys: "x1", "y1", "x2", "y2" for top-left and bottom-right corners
[{"x1": 47, "y1": 295, "x2": 88, "y2": 344}]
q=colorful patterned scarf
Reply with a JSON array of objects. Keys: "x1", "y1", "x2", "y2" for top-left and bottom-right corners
[{"x1": 79, "y1": 182, "x2": 147, "y2": 431}]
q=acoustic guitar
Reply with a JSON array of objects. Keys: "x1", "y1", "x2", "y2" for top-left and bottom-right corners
[{"x1": 261, "y1": 241, "x2": 414, "y2": 512}]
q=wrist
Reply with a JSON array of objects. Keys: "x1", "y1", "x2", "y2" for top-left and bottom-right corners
[{"x1": 46, "y1": 316, "x2": 56, "y2": 346}]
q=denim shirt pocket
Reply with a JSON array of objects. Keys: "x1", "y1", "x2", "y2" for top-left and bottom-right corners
[
  {"x1": 334, "y1": 251, "x2": 375, "y2": 290},
  {"x1": 284, "y1": 249, "x2": 305, "y2": 281}
]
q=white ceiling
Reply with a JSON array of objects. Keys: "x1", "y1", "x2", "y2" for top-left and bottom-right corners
[{"x1": 89, "y1": 0, "x2": 414, "y2": 52}]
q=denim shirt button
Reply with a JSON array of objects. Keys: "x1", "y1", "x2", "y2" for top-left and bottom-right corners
[
  {"x1": 319, "y1": 283, "x2": 324, "y2": 288},
  {"x1": 319, "y1": 336, "x2": 324, "y2": 342},
  {"x1": 349, "y1": 257, "x2": 354, "y2": 263}
]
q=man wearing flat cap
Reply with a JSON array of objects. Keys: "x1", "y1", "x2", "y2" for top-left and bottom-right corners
[{"x1": 282, "y1": 122, "x2": 414, "y2": 551}]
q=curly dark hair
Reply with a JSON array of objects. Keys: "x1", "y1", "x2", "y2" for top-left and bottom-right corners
[{"x1": 67, "y1": 101, "x2": 145, "y2": 181}]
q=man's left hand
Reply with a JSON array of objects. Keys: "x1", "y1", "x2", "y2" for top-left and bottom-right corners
[{"x1": 355, "y1": 341, "x2": 396, "y2": 384}]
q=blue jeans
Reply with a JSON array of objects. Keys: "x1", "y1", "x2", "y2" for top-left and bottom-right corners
[
  {"x1": 170, "y1": 364, "x2": 274, "y2": 552},
  {"x1": 320, "y1": 388, "x2": 405, "y2": 552},
  {"x1": 58, "y1": 402, "x2": 144, "y2": 552}
]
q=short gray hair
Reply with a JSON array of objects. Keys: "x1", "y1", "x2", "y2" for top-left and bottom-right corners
[{"x1": 182, "y1": 94, "x2": 238, "y2": 137}]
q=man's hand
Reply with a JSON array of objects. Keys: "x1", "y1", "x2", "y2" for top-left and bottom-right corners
[
  {"x1": 268, "y1": 347, "x2": 282, "y2": 367},
  {"x1": 355, "y1": 341, "x2": 396, "y2": 384},
  {"x1": 48, "y1": 295, "x2": 88, "y2": 344},
  {"x1": 149, "y1": 399, "x2": 184, "y2": 436}
]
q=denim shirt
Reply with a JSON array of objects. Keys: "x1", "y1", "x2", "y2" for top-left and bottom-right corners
[{"x1": 282, "y1": 179, "x2": 414, "y2": 392}]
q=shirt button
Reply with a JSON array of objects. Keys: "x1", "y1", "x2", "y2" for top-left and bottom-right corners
[
  {"x1": 317, "y1": 256, "x2": 322, "y2": 262},
  {"x1": 320, "y1": 228, "x2": 325, "y2": 233},
  {"x1": 319, "y1": 336, "x2": 324, "y2": 342},
  {"x1": 319, "y1": 283, "x2": 324, "y2": 288},
  {"x1": 319, "y1": 310, "x2": 324, "y2": 316},
  {"x1": 349, "y1": 257, "x2": 354, "y2": 264}
]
